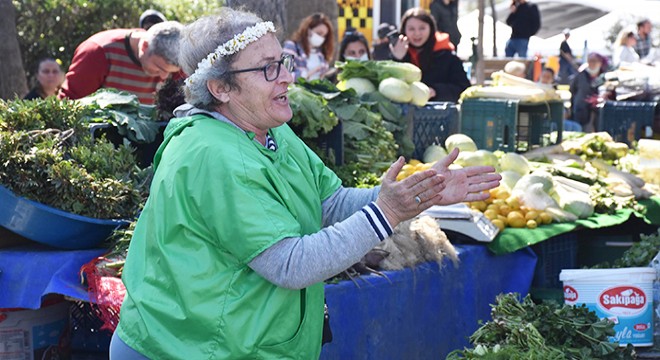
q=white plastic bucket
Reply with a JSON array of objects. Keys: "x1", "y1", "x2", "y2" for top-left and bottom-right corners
[
  {"x1": 0, "y1": 301, "x2": 69, "y2": 360},
  {"x1": 560, "y1": 267, "x2": 655, "y2": 347}
]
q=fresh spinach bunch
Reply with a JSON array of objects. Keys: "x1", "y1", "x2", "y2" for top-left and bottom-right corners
[{"x1": 447, "y1": 293, "x2": 635, "y2": 359}]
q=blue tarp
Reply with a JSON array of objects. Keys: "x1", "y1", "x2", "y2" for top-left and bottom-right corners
[
  {"x1": 321, "y1": 244, "x2": 537, "y2": 359},
  {"x1": 0, "y1": 245, "x2": 105, "y2": 309},
  {"x1": 0, "y1": 243, "x2": 536, "y2": 358}
]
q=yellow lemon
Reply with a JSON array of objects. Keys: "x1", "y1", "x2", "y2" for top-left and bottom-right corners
[
  {"x1": 396, "y1": 172, "x2": 406, "y2": 181},
  {"x1": 472, "y1": 201, "x2": 487, "y2": 212},
  {"x1": 408, "y1": 159, "x2": 422, "y2": 166},
  {"x1": 505, "y1": 196, "x2": 520, "y2": 210},
  {"x1": 526, "y1": 219, "x2": 538, "y2": 229},
  {"x1": 492, "y1": 199, "x2": 506, "y2": 206},
  {"x1": 402, "y1": 164, "x2": 413, "y2": 172},
  {"x1": 491, "y1": 219, "x2": 505, "y2": 231},
  {"x1": 507, "y1": 211, "x2": 526, "y2": 228},
  {"x1": 487, "y1": 203, "x2": 500, "y2": 212},
  {"x1": 496, "y1": 189, "x2": 510, "y2": 200},
  {"x1": 497, "y1": 214, "x2": 508, "y2": 225},
  {"x1": 539, "y1": 212, "x2": 553, "y2": 225},
  {"x1": 499, "y1": 204, "x2": 511, "y2": 217},
  {"x1": 525, "y1": 210, "x2": 539, "y2": 221},
  {"x1": 484, "y1": 209, "x2": 499, "y2": 220}
]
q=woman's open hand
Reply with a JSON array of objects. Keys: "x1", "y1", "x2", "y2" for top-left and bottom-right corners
[
  {"x1": 389, "y1": 35, "x2": 409, "y2": 60},
  {"x1": 376, "y1": 157, "x2": 446, "y2": 228},
  {"x1": 431, "y1": 148, "x2": 502, "y2": 205}
]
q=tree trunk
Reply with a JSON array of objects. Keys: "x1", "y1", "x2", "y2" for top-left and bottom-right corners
[
  {"x1": 489, "y1": 0, "x2": 497, "y2": 57},
  {"x1": 225, "y1": 0, "x2": 288, "y2": 41},
  {"x1": 0, "y1": 0, "x2": 27, "y2": 100}
]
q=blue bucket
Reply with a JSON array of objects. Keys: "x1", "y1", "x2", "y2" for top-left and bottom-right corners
[{"x1": 0, "y1": 185, "x2": 129, "y2": 249}]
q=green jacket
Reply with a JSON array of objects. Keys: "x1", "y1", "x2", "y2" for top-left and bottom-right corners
[{"x1": 116, "y1": 114, "x2": 342, "y2": 359}]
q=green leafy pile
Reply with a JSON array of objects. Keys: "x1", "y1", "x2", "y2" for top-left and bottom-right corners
[
  {"x1": 0, "y1": 97, "x2": 151, "y2": 219},
  {"x1": 78, "y1": 89, "x2": 162, "y2": 143},
  {"x1": 447, "y1": 293, "x2": 635, "y2": 360},
  {"x1": 289, "y1": 78, "x2": 407, "y2": 187},
  {"x1": 590, "y1": 229, "x2": 660, "y2": 269}
]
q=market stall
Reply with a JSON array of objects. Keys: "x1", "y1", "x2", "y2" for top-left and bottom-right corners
[{"x1": 0, "y1": 241, "x2": 536, "y2": 358}]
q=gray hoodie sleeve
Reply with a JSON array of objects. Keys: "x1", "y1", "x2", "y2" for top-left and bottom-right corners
[{"x1": 248, "y1": 187, "x2": 388, "y2": 289}]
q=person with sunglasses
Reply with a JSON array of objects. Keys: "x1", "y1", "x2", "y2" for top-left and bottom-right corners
[{"x1": 110, "y1": 8, "x2": 501, "y2": 359}]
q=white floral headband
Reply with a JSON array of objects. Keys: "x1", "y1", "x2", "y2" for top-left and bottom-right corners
[{"x1": 185, "y1": 21, "x2": 276, "y2": 86}]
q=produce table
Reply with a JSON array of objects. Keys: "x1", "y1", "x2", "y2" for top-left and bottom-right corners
[
  {"x1": 488, "y1": 196, "x2": 660, "y2": 255},
  {"x1": 0, "y1": 242, "x2": 536, "y2": 359}
]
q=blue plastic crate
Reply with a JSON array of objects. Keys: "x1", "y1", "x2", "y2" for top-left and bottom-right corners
[
  {"x1": 531, "y1": 232, "x2": 578, "y2": 289},
  {"x1": 597, "y1": 100, "x2": 657, "y2": 145},
  {"x1": 411, "y1": 102, "x2": 459, "y2": 160}
]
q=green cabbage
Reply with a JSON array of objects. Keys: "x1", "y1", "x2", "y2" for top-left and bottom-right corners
[
  {"x1": 337, "y1": 77, "x2": 376, "y2": 96},
  {"x1": 445, "y1": 134, "x2": 478, "y2": 153},
  {"x1": 422, "y1": 144, "x2": 447, "y2": 163},
  {"x1": 410, "y1": 81, "x2": 430, "y2": 106},
  {"x1": 499, "y1": 152, "x2": 530, "y2": 176},
  {"x1": 378, "y1": 78, "x2": 412, "y2": 103}
]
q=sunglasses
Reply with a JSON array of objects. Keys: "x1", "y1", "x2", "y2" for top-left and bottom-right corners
[{"x1": 225, "y1": 54, "x2": 295, "y2": 82}]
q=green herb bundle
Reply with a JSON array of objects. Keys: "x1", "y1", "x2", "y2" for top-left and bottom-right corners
[
  {"x1": 447, "y1": 293, "x2": 635, "y2": 359},
  {"x1": 0, "y1": 97, "x2": 151, "y2": 220}
]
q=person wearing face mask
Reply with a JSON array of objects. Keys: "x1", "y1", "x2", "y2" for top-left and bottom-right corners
[
  {"x1": 24, "y1": 58, "x2": 64, "y2": 100},
  {"x1": 569, "y1": 52, "x2": 607, "y2": 132},
  {"x1": 390, "y1": 7, "x2": 470, "y2": 103},
  {"x1": 283, "y1": 13, "x2": 335, "y2": 81},
  {"x1": 338, "y1": 31, "x2": 372, "y2": 62}
]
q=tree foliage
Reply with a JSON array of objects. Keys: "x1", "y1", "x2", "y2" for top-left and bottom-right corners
[{"x1": 13, "y1": 0, "x2": 223, "y2": 81}]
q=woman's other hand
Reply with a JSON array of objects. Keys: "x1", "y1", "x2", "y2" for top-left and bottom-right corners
[
  {"x1": 389, "y1": 35, "x2": 409, "y2": 60},
  {"x1": 431, "y1": 148, "x2": 501, "y2": 205},
  {"x1": 376, "y1": 157, "x2": 446, "y2": 228}
]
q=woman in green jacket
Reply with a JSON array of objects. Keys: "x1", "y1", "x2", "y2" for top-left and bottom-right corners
[{"x1": 110, "y1": 8, "x2": 500, "y2": 359}]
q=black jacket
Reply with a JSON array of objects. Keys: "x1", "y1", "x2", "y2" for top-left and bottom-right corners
[
  {"x1": 506, "y1": 2, "x2": 541, "y2": 39},
  {"x1": 430, "y1": 0, "x2": 461, "y2": 47},
  {"x1": 400, "y1": 49, "x2": 471, "y2": 103}
]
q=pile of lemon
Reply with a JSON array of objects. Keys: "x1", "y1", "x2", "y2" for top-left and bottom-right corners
[
  {"x1": 468, "y1": 187, "x2": 552, "y2": 231},
  {"x1": 396, "y1": 159, "x2": 434, "y2": 181}
]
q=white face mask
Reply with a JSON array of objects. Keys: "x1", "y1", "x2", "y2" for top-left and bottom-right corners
[
  {"x1": 309, "y1": 31, "x2": 326, "y2": 47},
  {"x1": 345, "y1": 53, "x2": 369, "y2": 62},
  {"x1": 586, "y1": 66, "x2": 600, "y2": 76}
]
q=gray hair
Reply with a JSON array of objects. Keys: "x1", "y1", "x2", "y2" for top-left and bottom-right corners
[
  {"x1": 145, "y1": 21, "x2": 184, "y2": 66},
  {"x1": 179, "y1": 8, "x2": 264, "y2": 110}
]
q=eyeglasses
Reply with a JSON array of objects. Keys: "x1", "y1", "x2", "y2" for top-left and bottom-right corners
[{"x1": 225, "y1": 54, "x2": 294, "y2": 82}]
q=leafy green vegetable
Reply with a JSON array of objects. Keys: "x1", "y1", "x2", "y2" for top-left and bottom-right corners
[
  {"x1": 78, "y1": 89, "x2": 161, "y2": 144},
  {"x1": 0, "y1": 98, "x2": 151, "y2": 219},
  {"x1": 289, "y1": 85, "x2": 338, "y2": 138},
  {"x1": 336, "y1": 60, "x2": 421, "y2": 84},
  {"x1": 289, "y1": 78, "x2": 400, "y2": 186},
  {"x1": 590, "y1": 229, "x2": 660, "y2": 269},
  {"x1": 447, "y1": 293, "x2": 635, "y2": 359}
]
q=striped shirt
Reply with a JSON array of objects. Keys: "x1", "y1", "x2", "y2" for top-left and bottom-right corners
[{"x1": 59, "y1": 29, "x2": 162, "y2": 104}]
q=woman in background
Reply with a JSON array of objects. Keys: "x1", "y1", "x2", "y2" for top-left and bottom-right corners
[
  {"x1": 390, "y1": 8, "x2": 470, "y2": 102},
  {"x1": 612, "y1": 29, "x2": 640, "y2": 68},
  {"x1": 283, "y1": 13, "x2": 335, "y2": 80},
  {"x1": 24, "y1": 58, "x2": 64, "y2": 100},
  {"x1": 338, "y1": 31, "x2": 372, "y2": 62}
]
